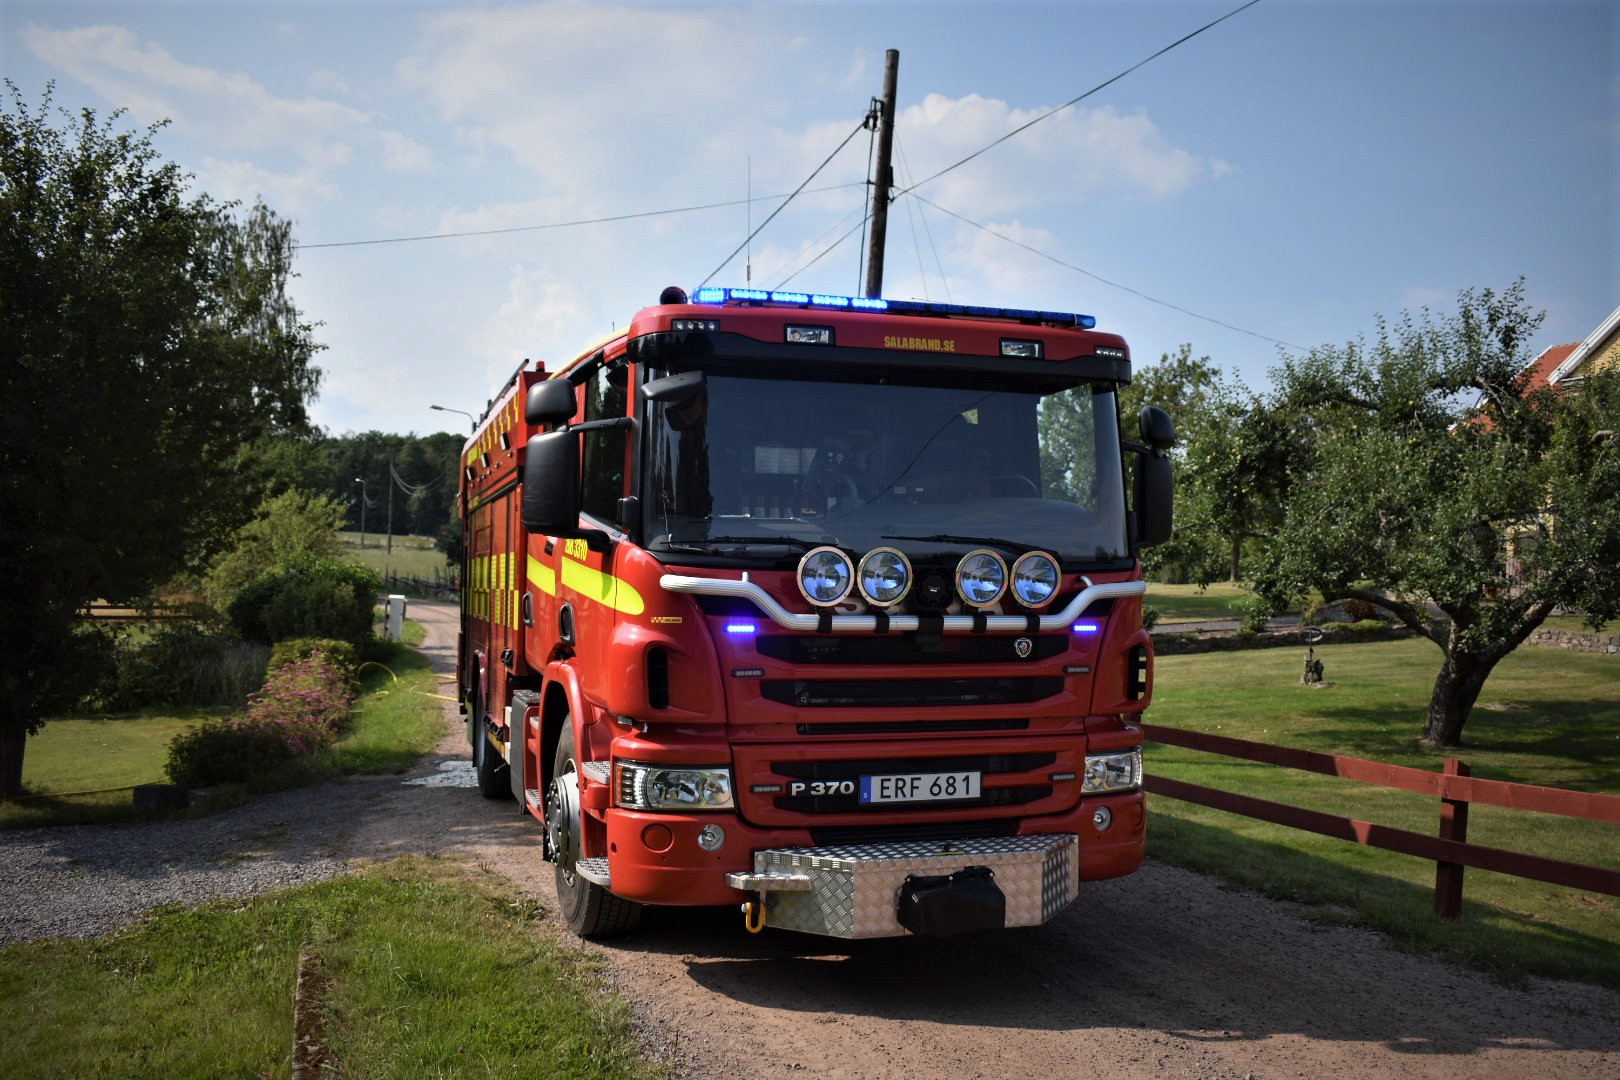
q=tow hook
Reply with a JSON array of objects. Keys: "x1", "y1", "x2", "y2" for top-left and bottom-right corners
[{"x1": 742, "y1": 898, "x2": 767, "y2": 934}]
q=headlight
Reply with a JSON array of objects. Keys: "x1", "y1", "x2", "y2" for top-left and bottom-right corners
[
  {"x1": 956, "y1": 549, "x2": 1008, "y2": 607},
  {"x1": 798, "y1": 546, "x2": 854, "y2": 606},
  {"x1": 858, "y1": 547, "x2": 912, "y2": 606},
  {"x1": 614, "y1": 762, "x2": 735, "y2": 811},
  {"x1": 1083, "y1": 748, "x2": 1142, "y2": 793},
  {"x1": 1010, "y1": 551, "x2": 1061, "y2": 607}
]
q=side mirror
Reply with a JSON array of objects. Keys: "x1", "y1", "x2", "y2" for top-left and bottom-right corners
[
  {"x1": 1139, "y1": 405, "x2": 1175, "y2": 451},
  {"x1": 1134, "y1": 453, "x2": 1173, "y2": 549},
  {"x1": 521, "y1": 431, "x2": 582, "y2": 535},
  {"x1": 642, "y1": 369, "x2": 705, "y2": 406},
  {"x1": 1132, "y1": 405, "x2": 1175, "y2": 549},
  {"x1": 526, "y1": 379, "x2": 577, "y2": 426}
]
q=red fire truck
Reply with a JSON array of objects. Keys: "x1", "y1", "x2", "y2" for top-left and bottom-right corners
[{"x1": 455, "y1": 285, "x2": 1174, "y2": 939}]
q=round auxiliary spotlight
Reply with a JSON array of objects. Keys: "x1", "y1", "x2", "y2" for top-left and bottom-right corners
[
  {"x1": 857, "y1": 547, "x2": 913, "y2": 607},
  {"x1": 955, "y1": 549, "x2": 1008, "y2": 608},
  {"x1": 660, "y1": 285, "x2": 689, "y2": 305},
  {"x1": 797, "y1": 546, "x2": 854, "y2": 607},
  {"x1": 1010, "y1": 551, "x2": 1061, "y2": 608}
]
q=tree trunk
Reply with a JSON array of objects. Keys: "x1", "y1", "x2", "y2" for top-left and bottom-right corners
[
  {"x1": 1229, "y1": 535, "x2": 1241, "y2": 582},
  {"x1": 1422, "y1": 653, "x2": 1496, "y2": 748},
  {"x1": 0, "y1": 725, "x2": 25, "y2": 799}
]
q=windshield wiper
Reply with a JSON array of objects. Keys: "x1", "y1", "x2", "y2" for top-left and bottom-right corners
[{"x1": 881, "y1": 533, "x2": 1036, "y2": 556}]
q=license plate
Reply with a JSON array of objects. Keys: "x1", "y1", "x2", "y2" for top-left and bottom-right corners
[{"x1": 859, "y1": 771, "x2": 981, "y2": 805}]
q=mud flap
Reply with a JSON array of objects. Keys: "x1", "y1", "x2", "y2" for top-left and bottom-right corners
[{"x1": 895, "y1": 865, "x2": 1005, "y2": 937}]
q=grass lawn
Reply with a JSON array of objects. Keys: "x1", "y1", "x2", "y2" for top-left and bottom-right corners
[
  {"x1": 1144, "y1": 580, "x2": 1254, "y2": 622},
  {"x1": 4, "y1": 633, "x2": 444, "y2": 829},
  {"x1": 338, "y1": 530, "x2": 452, "y2": 587},
  {"x1": 1144, "y1": 637, "x2": 1620, "y2": 988},
  {"x1": 0, "y1": 858, "x2": 664, "y2": 1080}
]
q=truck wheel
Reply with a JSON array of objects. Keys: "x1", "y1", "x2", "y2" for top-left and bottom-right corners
[
  {"x1": 472, "y1": 706, "x2": 510, "y2": 801},
  {"x1": 547, "y1": 724, "x2": 642, "y2": 937}
]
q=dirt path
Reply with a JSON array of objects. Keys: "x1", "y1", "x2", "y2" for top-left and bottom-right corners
[
  {"x1": 395, "y1": 602, "x2": 1619, "y2": 1080},
  {"x1": 6, "y1": 603, "x2": 1614, "y2": 1076}
]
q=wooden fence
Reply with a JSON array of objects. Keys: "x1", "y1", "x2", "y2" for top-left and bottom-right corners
[{"x1": 1139, "y1": 723, "x2": 1620, "y2": 918}]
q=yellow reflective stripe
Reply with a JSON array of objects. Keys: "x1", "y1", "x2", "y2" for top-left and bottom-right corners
[
  {"x1": 560, "y1": 557, "x2": 645, "y2": 616},
  {"x1": 528, "y1": 554, "x2": 556, "y2": 596}
]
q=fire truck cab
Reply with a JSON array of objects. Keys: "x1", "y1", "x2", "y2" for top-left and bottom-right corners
[{"x1": 456, "y1": 285, "x2": 1173, "y2": 939}]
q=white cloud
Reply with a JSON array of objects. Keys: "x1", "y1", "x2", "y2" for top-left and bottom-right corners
[
  {"x1": 197, "y1": 157, "x2": 340, "y2": 216},
  {"x1": 397, "y1": 4, "x2": 819, "y2": 201},
  {"x1": 378, "y1": 129, "x2": 433, "y2": 173},
  {"x1": 23, "y1": 24, "x2": 432, "y2": 205},
  {"x1": 895, "y1": 93, "x2": 1228, "y2": 217}
]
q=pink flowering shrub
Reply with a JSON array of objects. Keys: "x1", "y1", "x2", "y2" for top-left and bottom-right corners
[{"x1": 166, "y1": 650, "x2": 356, "y2": 787}]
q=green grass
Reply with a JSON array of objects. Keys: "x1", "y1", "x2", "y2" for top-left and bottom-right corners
[
  {"x1": 5, "y1": 639, "x2": 446, "y2": 829},
  {"x1": 1144, "y1": 580, "x2": 1254, "y2": 622},
  {"x1": 0, "y1": 858, "x2": 664, "y2": 1080},
  {"x1": 1144, "y1": 637, "x2": 1620, "y2": 988},
  {"x1": 338, "y1": 531, "x2": 452, "y2": 587}
]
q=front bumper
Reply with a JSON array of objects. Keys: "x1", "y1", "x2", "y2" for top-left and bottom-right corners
[{"x1": 726, "y1": 833, "x2": 1078, "y2": 939}]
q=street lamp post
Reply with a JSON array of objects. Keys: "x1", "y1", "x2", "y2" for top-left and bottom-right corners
[
  {"x1": 354, "y1": 477, "x2": 368, "y2": 549},
  {"x1": 430, "y1": 404, "x2": 477, "y2": 433}
]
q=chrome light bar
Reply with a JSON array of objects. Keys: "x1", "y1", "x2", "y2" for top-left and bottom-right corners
[{"x1": 658, "y1": 573, "x2": 1145, "y2": 633}]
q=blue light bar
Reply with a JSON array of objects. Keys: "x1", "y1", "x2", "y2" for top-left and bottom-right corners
[
  {"x1": 1072, "y1": 622, "x2": 1101, "y2": 635},
  {"x1": 689, "y1": 287, "x2": 1094, "y2": 329},
  {"x1": 724, "y1": 622, "x2": 758, "y2": 635}
]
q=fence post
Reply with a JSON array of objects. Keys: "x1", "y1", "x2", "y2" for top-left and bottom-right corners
[{"x1": 1434, "y1": 757, "x2": 1471, "y2": 919}]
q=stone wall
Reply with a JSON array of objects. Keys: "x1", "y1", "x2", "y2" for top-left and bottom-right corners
[{"x1": 1527, "y1": 629, "x2": 1620, "y2": 655}]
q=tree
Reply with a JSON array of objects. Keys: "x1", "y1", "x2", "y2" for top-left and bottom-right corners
[
  {"x1": 1246, "y1": 282, "x2": 1620, "y2": 747},
  {"x1": 204, "y1": 490, "x2": 348, "y2": 610},
  {"x1": 1118, "y1": 345, "x2": 1283, "y2": 584},
  {"x1": 0, "y1": 84, "x2": 322, "y2": 795}
]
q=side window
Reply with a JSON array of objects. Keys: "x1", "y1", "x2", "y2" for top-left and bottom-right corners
[{"x1": 581, "y1": 363, "x2": 628, "y2": 524}]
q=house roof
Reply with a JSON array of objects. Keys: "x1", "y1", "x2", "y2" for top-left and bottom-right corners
[
  {"x1": 1520, "y1": 342, "x2": 1579, "y2": 393},
  {"x1": 1546, "y1": 304, "x2": 1620, "y2": 386}
]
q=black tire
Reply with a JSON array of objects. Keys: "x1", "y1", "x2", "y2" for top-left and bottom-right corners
[
  {"x1": 547, "y1": 724, "x2": 642, "y2": 937},
  {"x1": 472, "y1": 704, "x2": 510, "y2": 801}
]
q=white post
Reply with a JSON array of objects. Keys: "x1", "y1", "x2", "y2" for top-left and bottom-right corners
[{"x1": 387, "y1": 594, "x2": 407, "y2": 641}]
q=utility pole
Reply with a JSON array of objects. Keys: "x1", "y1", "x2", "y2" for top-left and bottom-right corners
[
  {"x1": 386, "y1": 456, "x2": 395, "y2": 556},
  {"x1": 354, "y1": 477, "x2": 368, "y2": 549},
  {"x1": 863, "y1": 48, "x2": 899, "y2": 299}
]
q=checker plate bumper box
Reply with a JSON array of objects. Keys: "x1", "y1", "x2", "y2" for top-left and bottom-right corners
[{"x1": 727, "y1": 834, "x2": 1079, "y2": 939}]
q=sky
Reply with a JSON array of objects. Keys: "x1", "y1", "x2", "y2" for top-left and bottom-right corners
[{"x1": 3, "y1": 0, "x2": 1615, "y2": 437}]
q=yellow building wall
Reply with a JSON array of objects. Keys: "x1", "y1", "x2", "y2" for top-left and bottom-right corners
[{"x1": 1585, "y1": 328, "x2": 1620, "y2": 374}]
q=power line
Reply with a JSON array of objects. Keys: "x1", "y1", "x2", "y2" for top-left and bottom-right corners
[
  {"x1": 696, "y1": 116, "x2": 872, "y2": 290},
  {"x1": 908, "y1": 192, "x2": 1305, "y2": 350},
  {"x1": 893, "y1": 0, "x2": 1262, "y2": 201},
  {"x1": 775, "y1": 215, "x2": 870, "y2": 290},
  {"x1": 295, "y1": 185, "x2": 864, "y2": 251}
]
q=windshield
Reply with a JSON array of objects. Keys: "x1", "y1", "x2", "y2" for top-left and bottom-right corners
[{"x1": 642, "y1": 367, "x2": 1129, "y2": 569}]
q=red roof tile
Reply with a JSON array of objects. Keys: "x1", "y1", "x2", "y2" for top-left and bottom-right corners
[{"x1": 1520, "y1": 342, "x2": 1579, "y2": 393}]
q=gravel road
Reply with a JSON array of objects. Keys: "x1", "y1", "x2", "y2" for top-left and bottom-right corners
[{"x1": 4, "y1": 601, "x2": 1616, "y2": 1079}]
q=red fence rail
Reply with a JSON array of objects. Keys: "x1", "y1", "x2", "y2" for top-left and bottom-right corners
[{"x1": 1139, "y1": 723, "x2": 1620, "y2": 918}]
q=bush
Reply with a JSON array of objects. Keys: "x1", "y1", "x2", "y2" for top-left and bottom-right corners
[
  {"x1": 1234, "y1": 594, "x2": 1274, "y2": 638},
  {"x1": 229, "y1": 555, "x2": 380, "y2": 647},
  {"x1": 164, "y1": 650, "x2": 357, "y2": 787},
  {"x1": 244, "y1": 651, "x2": 355, "y2": 742},
  {"x1": 166, "y1": 719, "x2": 297, "y2": 788},
  {"x1": 98, "y1": 623, "x2": 269, "y2": 711},
  {"x1": 268, "y1": 638, "x2": 359, "y2": 686},
  {"x1": 1341, "y1": 597, "x2": 1384, "y2": 622},
  {"x1": 1142, "y1": 605, "x2": 1162, "y2": 632}
]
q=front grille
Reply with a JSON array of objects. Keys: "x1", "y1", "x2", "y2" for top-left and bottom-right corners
[
  {"x1": 796, "y1": 718, "x2": 1029, "y2": 736},
  {"x1": 761, "y1": 677, "x2": 1063, "y2": 709},
  {"x1": 756, "y1": 633, "x2": 1070, "y2": 666}
]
